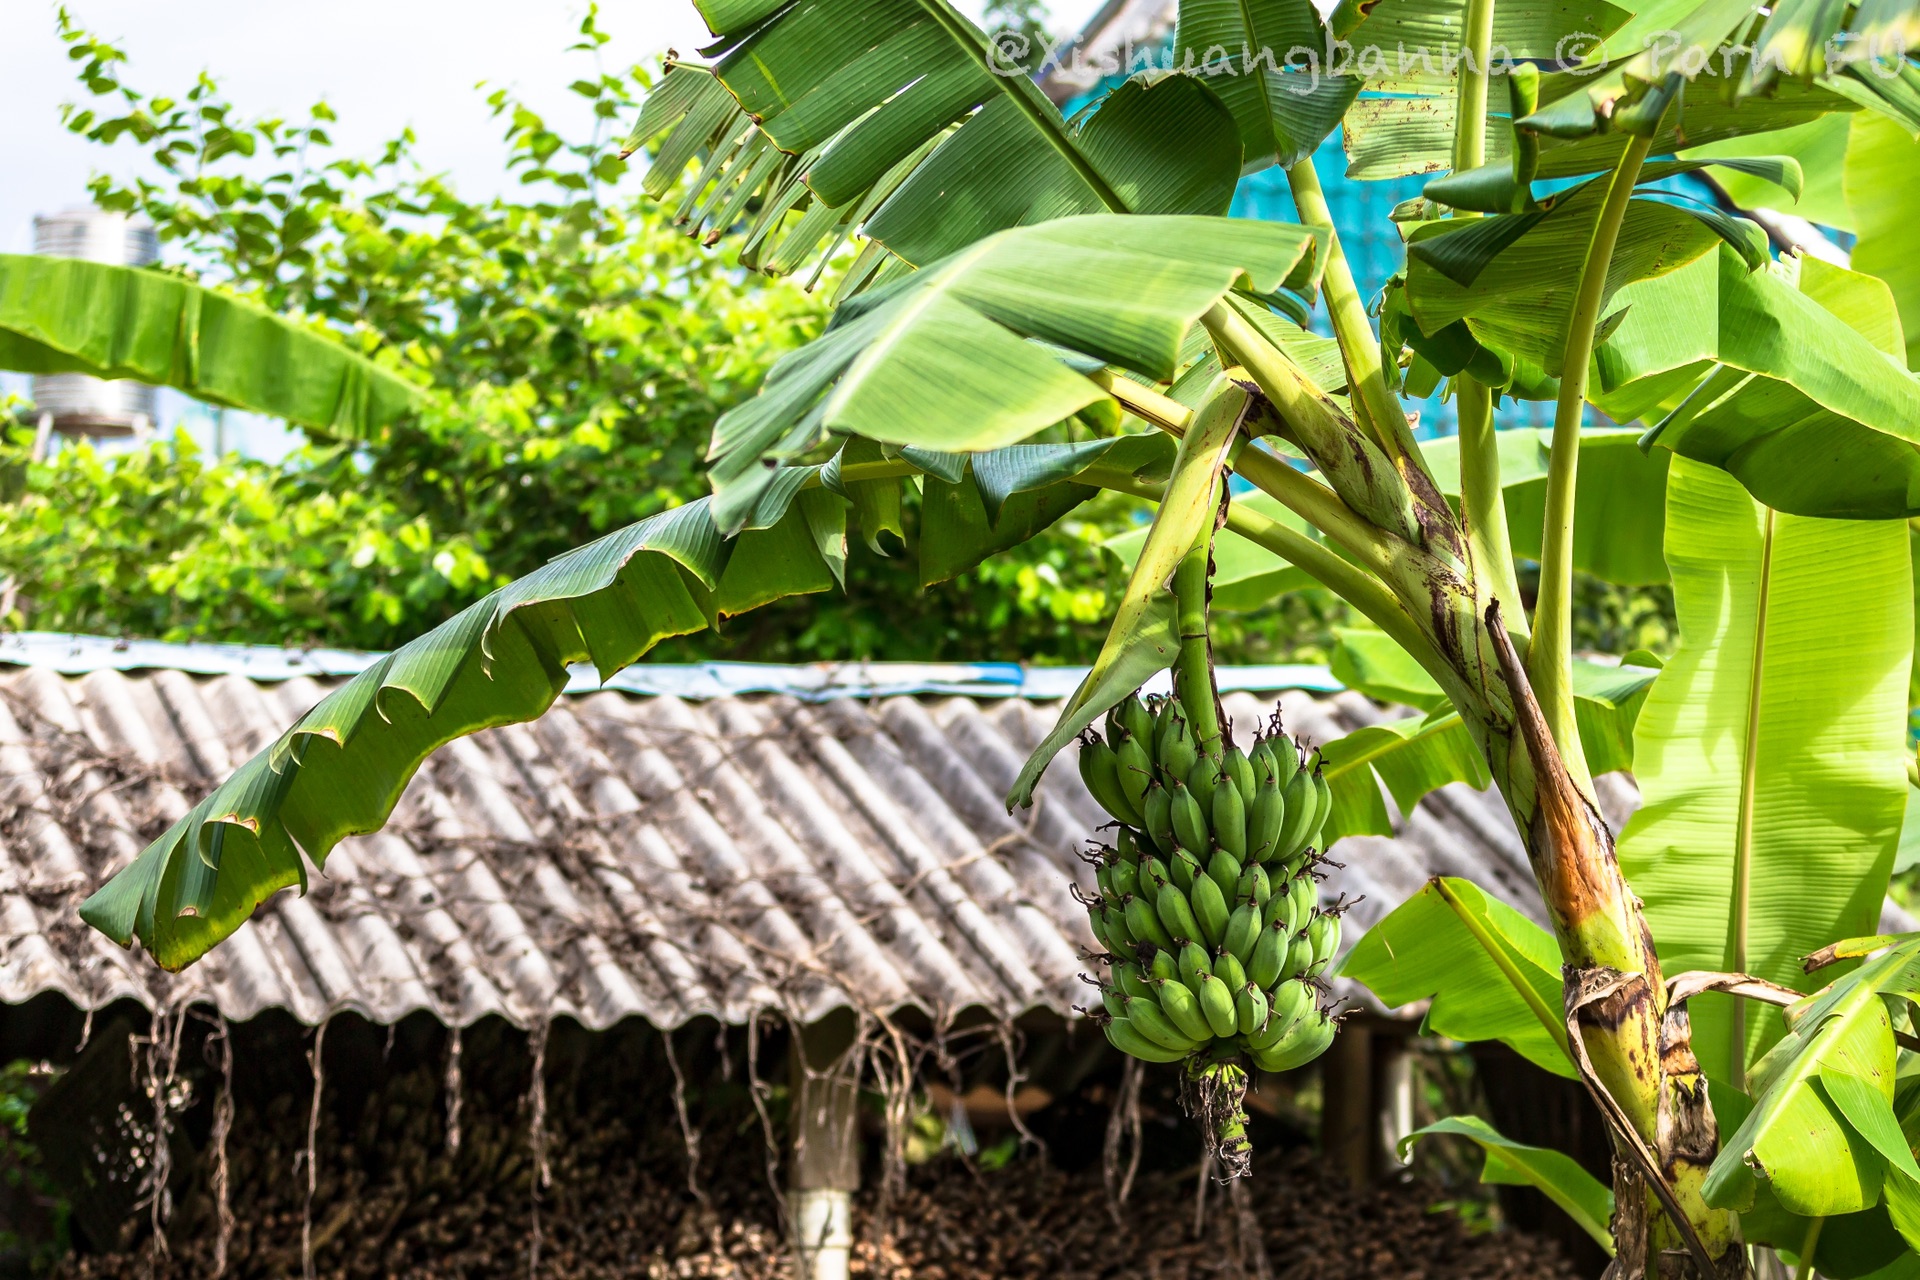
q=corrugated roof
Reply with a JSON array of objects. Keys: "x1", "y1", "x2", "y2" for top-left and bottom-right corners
[{"x1": 5, "y1": 653, "x2": 1905, "y2": 1034}]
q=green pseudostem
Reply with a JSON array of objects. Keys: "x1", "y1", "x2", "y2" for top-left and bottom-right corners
[{"x1": 1174, "y1": 488, "x2": 1225, "y2": 762}]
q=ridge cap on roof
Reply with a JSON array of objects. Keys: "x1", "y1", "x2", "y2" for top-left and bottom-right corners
[{"x1": 0, "y1": 630, "x2": 1345, "y2": 703}]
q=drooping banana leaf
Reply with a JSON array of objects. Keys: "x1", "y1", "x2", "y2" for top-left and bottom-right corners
[
  {"x1": 1846, "y1": 111, "x2": 1920, "y2": 370},
  {"x1": 1705, "y1": 936, "x2": 1920, "y2": 1216},
  {"x1": 631, "y1": 3, "x2": 1245, "y2": 276},
  {"x1": 1175, "y1": 0, "x2": 1363, "y2": 170},
  {"x1": 704, "y1": 213, "x2": 1322, "y2": 531},
  {"x1": 1403, "y1": 183, "x2": 1730, "y2": 374},
  {"x1": 1618, "y1": 457, "x2": 1912, "y2": 1083},
  {"x1": 0, "y1": 254, "x2": 422, "y2": 437},
  {"x1": 920, "y1": 433, "x2": 1179, "y2": 586},
  {"x1": 78, "y1": 485, "x2": 847, "y2": 970},
  {"x1": 1622, "y1": 248, "x2": 1920, "y2": 519},
  {"x1": 1338, "y1": 876, "x2": 1576, "y2": 1077},
  {"x1": 1401, "y1": 1115, "x2": 1615, "y2": 1249},
  {"x1": 1686, "y1": 112, "x2": 1857, "y2": 230},
  {"x1": 1333, "y1": 0, "x2": 1633, "y2": 181}
]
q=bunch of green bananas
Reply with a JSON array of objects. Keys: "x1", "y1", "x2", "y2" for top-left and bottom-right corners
[{"x1": 1077, "y1": 692, "x2": 1342, "y2": 1075}]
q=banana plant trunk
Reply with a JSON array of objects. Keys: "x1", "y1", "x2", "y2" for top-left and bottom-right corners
[
  {"x1": 1386, "y1": 524, "x2": 1740, "y2": 1279},
  {"x1": 1197, "y1": 313, "x2": 1742, "y2": 1275}
]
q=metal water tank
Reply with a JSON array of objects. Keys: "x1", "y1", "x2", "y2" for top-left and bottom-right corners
[{"x1": 29, "y1": 207, "x2": 161, "y2": 443}]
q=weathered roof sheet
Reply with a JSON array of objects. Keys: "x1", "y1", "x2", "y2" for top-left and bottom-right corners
[{"x1": 3, "y1": 654, "x2": 1904, "y2": 1033}]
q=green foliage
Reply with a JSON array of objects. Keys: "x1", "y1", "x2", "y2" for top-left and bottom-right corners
[
  {"x1": 1338, "y1": 877, "x2": 1575, "y2": 1078},
  {"x1": 0, "y1": 1060, "x2": 69, "y2": 1273},
  {"x1": 1401, "y1": 1115, "x2": 1615, "y2": 1251},
  {"x1": 1619, "y1": 458, "x2": 1912, "y2": 1081}
]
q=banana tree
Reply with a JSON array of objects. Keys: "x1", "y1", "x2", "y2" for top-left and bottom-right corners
[{"x1": 36, "y1": 0, "x2": 1920, "y2": 1273}]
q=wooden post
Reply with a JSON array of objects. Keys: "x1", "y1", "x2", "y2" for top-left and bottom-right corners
[
  {"x1": 791, "y1": 1010, "x2": 860, "y2": 1280},
  {"x1": 1320, "y1": 1019, "x2": 1374, "y2": 1186},
  {"x1": 1374, "y1": 1030, "x2": 1414, "y2": 1171}
]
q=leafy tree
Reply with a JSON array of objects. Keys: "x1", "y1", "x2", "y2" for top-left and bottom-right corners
[{"x1": 10, "y1": 0, "x2": 1920, "y2": 1274}]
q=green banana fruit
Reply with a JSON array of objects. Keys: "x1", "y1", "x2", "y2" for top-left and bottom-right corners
[
  {"x1": 1194, "y1": 971, "x2": 1239, "y2": 1038},
  {"x1": 1150, "y1": 949, "x2": 1179, "y2": 982},
  {"x1": 1286, "y1": 934, "x2": 1315, "y2": 976},
  {"x1": 1116, "y1": 962, "x2": 1156, "y2": 1002},
  {"x1": 1152, "y1": 976, "x2": 1215, "y2": 1043},
  {"x1": 1125, "y1": 894, "x2": 1175, "y2": 951},
  {"x1": 1224, "y1": 746, "x2": 1256, "y2": 806},
  {"x1": 1273, "y1": 769, "x2": 1314, "y2": 861},
  {"x1": 1108, "y1": 856, "x2": 1139, "y2": 900},
  {"x1": 1088, "y1": 909, "x2": 1113, "y2": 952},
  {"x1": 1101, "y1": 903, "x2": 1134, "y2": 951},
  {"x1": 1079, "y1": 736, "x2": 1141, "y2": 827},
  {"x1": 1125, "y1": 995, "x2": 1203, "y2": 1052},
  {"x1": 1189, "y1": 869, "x2": 1231, "y2": 949},
  {"x1": 1249, "y1": 919, "x2": 1289, "y2": 989},
  {"x1": 1212, "y1": 778, "x2": 1247, "y2": 859},
  {"x1": 1101, "y1": 987, "x2": 1127, "y2": 1018},
  {"x1": 1207, "y1": 848, "x2": 1242, "y2": 901},
  {"x1": 1106, "y1": 1017, "x2": 1189, "y2": 1063},
  {"x1": 1235, "y1": 982, "x2": 1269, "y2": 1037},
  {"x1": 1269, "y1": 732, "x2": 1301, "y2": 789},
  {"x1": 1143, "y1": 784, "x2": 1176, "y2": 855},
  {"x1": 1141, "y1": 855, "x2": 1172, "y2": 896},
  {"x1": 1253, "y1": 979, "x2": 1312, "y2": 1048},
  {"x1": 1249, "y1": 780, "x2": 1285, "y2": 863},
  {"x1": 1250, "y1": 1011, "x2": 1336, "y2": 1073},
  {"x1": 1236, "y1": 862, "x2": 1271, "y2": 906},
  {"x1": 1178, "y1": 940, "x2": 1212, "y2": 990},
  {"x1": 1115, "y1": 733, "x2": 1154, "y2": 817},
  {"x1": 1117, "y1": 695, "x2": 1153, "y2": 748},
  {"x1": 1310, "y1": 766, "x2": 1334, "y2": 851},
  {"x1": 1287, "y1": 875, "x2": 1316, "y2": 934},
  {"x1": 1170, "y1": 846, "x2": 1205, "y2": 894},
  {"x1": 1187, "y1": 756, "x2": 1222, "y2": 816},
  {"x1": 1169, "y1": 782, "x2": 1209, "y2": 858},
  {"x1": 1157, "y1": 882, "x2": 1203, "y2": 947},
  {"x1": 1158, "y1": 713, "x2": 1199, "y2": 788},
  {"x1": 1308, "y1": 911, "x2": 1341, "y2": 969},
  {"x1": 1223, "y1": 900, "x2": 1261, "y2": 966},
  {"x1": 1213, "y1": 950, "x2": 1248, "y2": 993}
]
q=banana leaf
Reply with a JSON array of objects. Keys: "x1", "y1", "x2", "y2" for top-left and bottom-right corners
[
  {"x1": 633, "y1": 5, "x2": 1245, "y2": 275},
  {"x1": 1174, "y1": 0, "x2": 1362, "y2": 170},
  {"x1": 1619, "y1": 458, "x2": 1912, "y2": 1083},
  {"x1": 1705, "y1": 936, "x2": 1920, "y2": 1216},
  {"x1": 0, "y1": 254, "x2": 422, "y2": 437},
  {"x1": 1320, "y1": 705, "x2": 1491, "y2": 837},
  {"x1": 1845, "y1": 112, "x2": 1920, "y2": 370},
  {"x1": 704, "y1": 213, "x2": 1322, "y2": 531},
  {"x1": 921, "y1": 434, "x2": 1179, "y2": 586},
  {"x1": 1628, "y1": 247, "x2": 1920, "y2": 519},
  {"x1": 1403, "y1": 184, "x2": 1727, "y2": 374},
  {"x1": 79, "y1": 484, "x2": 846, "y2": 971},
  {"x1": 1401, "y1": 1116, "x2": 1614, "y2": 1249},
  {"x1": 1338, "y1": 876, "x2": 1576, "y2": 1076}
]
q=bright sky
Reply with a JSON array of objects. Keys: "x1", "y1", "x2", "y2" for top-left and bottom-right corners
[{"x1": 3, "y1": 0, "x2": 1112, "y2": 255}]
